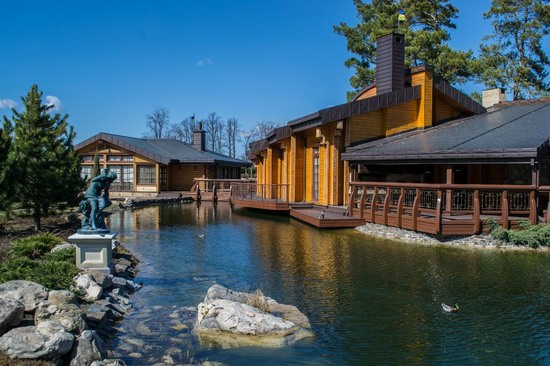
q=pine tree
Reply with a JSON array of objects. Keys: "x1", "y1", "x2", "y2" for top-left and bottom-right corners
[
  {"x1": 477, "y1": 0, "x2": 550, "y2": 100},
  {"x1": 334, "y1": 0, "x2": 474, "y2": 100},
  {"x1": 0, "y1": 119, "x2": 13, "y2": 210},
  {"x1": 8, "y1": 84, "x2": 83, "y2": 230}
]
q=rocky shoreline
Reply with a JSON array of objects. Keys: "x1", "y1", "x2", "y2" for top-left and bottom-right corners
[
  {"x1": 0, "y1": 240, "x2": 142, "y2": 365},
  {"x1": 356, "y1": 222, "x2": 550, "y2": 251}
]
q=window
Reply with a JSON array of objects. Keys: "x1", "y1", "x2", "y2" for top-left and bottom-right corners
[
  {"x1": 122, "y1": 155, "x2": 133, "y2": 162},
  {"x1": 108, "y1": 155, "x2": 122, "y2": 162},
  {"x1": 312, "y1": 147, "x2": 320, "y2": 201},
  {"x1": 80, "y1": 166, "x2": 92, "y2": 180},
  {"x1": 108, "y1": 165, "x2": 134, "y2": 191},
  {"x1": 81, "y1": 155, "x2": 93, "y2": 162},
  {"x1": 137, "y1": 165, "x2": 156, "y2": 185}
]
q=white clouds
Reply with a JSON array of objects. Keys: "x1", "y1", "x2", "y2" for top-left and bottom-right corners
[
  {"x1": 0, "y1": 99, "x2": 17, "y2": 109},
  {"x1": 45, "y1": 95, "x2": 63, "y2": 112},
  {"x1": 196, "y1": 57, "x2": 213, "y2": 67}
]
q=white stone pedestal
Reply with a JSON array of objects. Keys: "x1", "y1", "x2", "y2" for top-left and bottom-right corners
[{"x1": 68, "y1": 232, "x2": 117, "y2": 274}]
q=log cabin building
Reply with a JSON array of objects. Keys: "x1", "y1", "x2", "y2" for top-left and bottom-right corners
[
  {"x1": 239, "y1": 33, "x2": 550, "y2": 235},
  {"x1": 76, "y1": 124, "x2": 250, "y2": 196}
]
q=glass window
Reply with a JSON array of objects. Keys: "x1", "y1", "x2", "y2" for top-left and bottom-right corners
[
  {"x1": 312, "y1": 147, "x2": 320, "y2": 201},
  {"x1": 137, "y1": 165, "x2": 156, "y2": 185},
  {"x1": 123, "y1": 166, "x2": 134, "y2": 185},
  {"x1": 108, "y1": 155, "x2": 122, "y2": 162},
  {"x1": 122, "y1": 155, "x2": 133, "y2": 162},
  {"x1": 81, "y1": 155, "x2": 93, "y2": 162},
  {"x1": 80, "y1": 166, "x2": 92, "y2": 180}
]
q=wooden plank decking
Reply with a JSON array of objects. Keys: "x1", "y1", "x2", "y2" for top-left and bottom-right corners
[{"x1": 290, "y1": 207, "x2": 364, "y2": 228}]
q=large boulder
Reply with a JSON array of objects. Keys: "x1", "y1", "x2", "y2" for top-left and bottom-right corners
[
  {"x1": 35, "y1": 300, "x2": 88, "y2": 334},
  {"x1": 51, "y1": 242, "x2": 76, "y2": 252},
  {"x1": 70, "y1": 330, "x2": 106, "y2": 366},
  {"x1": 0, "y1": 325, "x2": 74, "y2": 359},
  {"x1": 0, "y1": 298, "x2": 25, "y2": 335},
  {"x1": 74, "y1": 274, "x2": 103, "y2": 302},
  {"x1": 49, "y1": 290, "x2": 78, "y2": 305},
  {"x1": 195, "y1": 285, "x2": 313, "y2": 348},
  {"x1": 0, "y1": 280, "x2": 49, "y2": 312}
]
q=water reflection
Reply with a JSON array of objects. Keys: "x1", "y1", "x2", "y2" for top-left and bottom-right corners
[{"x1": 108, "y1": 202, "x2": 550, "y2": 365}]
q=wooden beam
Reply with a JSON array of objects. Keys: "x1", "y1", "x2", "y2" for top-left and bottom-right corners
[
  {"x1": 501, "y1": 190, "x2": 509, "y2": 229},
  {"x1": 473, "y1": 190, "x2": 480, "y2": 234},
  {"x1": 397, "y1": 188, "x2": 404, "y2": 228}
]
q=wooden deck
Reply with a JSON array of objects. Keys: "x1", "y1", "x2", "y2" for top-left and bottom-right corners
[
  {"x1": 230, "y1": 198, "x2": 290, "y2": 211},
  {"x1": 290, "y1": 206, "x2": 364, "y2": 228}
]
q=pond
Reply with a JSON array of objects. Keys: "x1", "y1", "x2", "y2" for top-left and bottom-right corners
[{"x1": 108, "y1": 202, "x2": 550, "y2": 365}]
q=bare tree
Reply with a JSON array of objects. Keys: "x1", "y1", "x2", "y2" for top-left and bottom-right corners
[
  {"x1": 241, "y1": 120, "x2": 280, "y2": 160},
  {"x1": 145, "y1": 107, "x2": 170, "y2": 138},
  {"x1": 225, "y1": 117, "x2": 240, "y2": 158},
  {"x1": 203, "y1": 112, "x2": 225, "y2": 153},
  {"x1": 168, "y1": 116, "x2": 196, "y2": 143}
]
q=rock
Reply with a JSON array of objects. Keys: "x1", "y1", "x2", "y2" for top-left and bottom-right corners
[
  {"x1": 74, "y1": 274, "x2": 103, "y2": 302},
  {"x1": 116, "y1": 258, "x2": 132, "y2": 268},
  {"x1": 128, "y1": 352, "x2": 143, "y2": 358},
  {"x1": 36, "y1": 320, "x2": 66, "y2": 335},
  {"x1": 51, "y1": 243, "x2": 76, "y2": 252},
  {"x1": 111, "y1": 277, "x2": 127, "y2": 288},
  {"x1": 195, "y1": 285, "x2": 313, "y2": 348},
  {"x1": 91, "y1": 359, "x2": 127, "y2": 366},
  {"x1": 70, "y1": 330, "x2": 106, "y2": 366},
  {"x1": 115, "y1": 263, "x2": 128, "y2": 274},
  {"x1": 88, "y1": 271, "x2": 114, "y2": 289},
  {"x1": 0, "y1": 325, "x2": 74, "y2": 359},
  {"x1": 0, "y1": 298, "x2": 25, "y2": 335},
  {"x1": 0, "y1": 280, "x2": 49, "y2": 312},
  {"x1": 84, "y1": 304, "x2": 108, "y2": 323},
  {"x1": 49, "y1": 290, "x2": 78, "y2": 305},
  {"x1": 35, "y1": 300, "x2": 88, "y2": 334}
]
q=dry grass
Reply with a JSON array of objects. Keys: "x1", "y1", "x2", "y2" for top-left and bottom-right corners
[
  {"x1": 0, "y1": 211, "x2": 81, "y2": 261},
  {"x1": 0, "y1": 353, "x2": 57, "y2": 366},
  {"x1": 246, "y1": 289, "x2": 272, "y2": 313}
]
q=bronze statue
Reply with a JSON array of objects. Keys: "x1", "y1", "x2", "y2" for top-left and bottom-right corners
[{"x1": 79, "y1": 168, "x2": 117, "y2": 233}]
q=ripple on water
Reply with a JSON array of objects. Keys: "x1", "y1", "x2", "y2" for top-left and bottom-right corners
[{"x1": 108, "y1": 203, "x2": 550, "y2": 365}]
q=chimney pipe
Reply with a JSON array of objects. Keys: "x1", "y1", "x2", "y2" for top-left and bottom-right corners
[
  {"x1": 376, "y1": 33, "x2": 405, "y2": 95},
  {"x1": 193, "y1": 121, "x2": 206, "y2": 151}
]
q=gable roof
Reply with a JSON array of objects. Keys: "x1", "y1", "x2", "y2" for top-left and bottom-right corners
[
  {"x1": 342, "y1": 99, "x2": 550, "y2": 164},
  {"x1": 75, "y1": 132, "x2": 251, "y2": 167}
]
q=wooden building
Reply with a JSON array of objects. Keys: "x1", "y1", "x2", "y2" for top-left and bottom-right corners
[
  {"x1": 76, "y1": 125, "x2": 250, "y2": 196},
  {"x1": 246, "y1": 33, "x2": 485, "y2": 207},
  {"x1": 240, "y1": 32, "x2": 550, "y2": 235}
]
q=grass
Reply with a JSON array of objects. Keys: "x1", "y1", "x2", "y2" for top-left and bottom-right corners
[
  {"x1": 0, "y1": 234, "x2": 78, "y2": 291},
  {"x1": 487, "y1": 218, "x2": 550, "y2": 248},
  {"x1": 246, "y1": 289, "x2": 272, "y2": 313}
]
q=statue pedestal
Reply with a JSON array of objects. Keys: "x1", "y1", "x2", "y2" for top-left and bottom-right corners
[{"x1": 68, "y1": 232, "x2": 117, "y2": 274}]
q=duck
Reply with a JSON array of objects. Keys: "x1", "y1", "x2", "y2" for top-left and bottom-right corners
[
  {"x1": 198, "y1": 234, "x2": 205, "y2": 239},
  {"x1": 441, "y1": 303, "x2": 459, "y2": 313}
]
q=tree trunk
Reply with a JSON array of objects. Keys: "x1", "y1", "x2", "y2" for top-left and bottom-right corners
[{"x1": 33, "y1": 207, "x2": 41, "y2": 231}]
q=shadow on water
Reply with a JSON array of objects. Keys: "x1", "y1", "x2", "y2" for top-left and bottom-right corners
[{"x1": 108, "y1": 202, "x2": 550, "y2": 366}]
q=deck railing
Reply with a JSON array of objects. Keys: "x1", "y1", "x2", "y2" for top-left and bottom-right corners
[
  {"x1": 231, "y1": 182, "x2": 289, "y2": 203},
  {"x1": 191, "y1": 178, "x2": 256, "y2": 193},
  {"x1": 349, "y1": 182, "x2": 538, "y2": 236}
]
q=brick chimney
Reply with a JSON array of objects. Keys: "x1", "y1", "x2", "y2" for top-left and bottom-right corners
[
  {"x1": 482, "y1": 88, "x2": 506, "y2": 108},
  {"x1": 193, "y1": 122, "x2": 206, "y2": 151},
  {"x1": 376, "y1": 33, "x2": 405, "y2": 95}
]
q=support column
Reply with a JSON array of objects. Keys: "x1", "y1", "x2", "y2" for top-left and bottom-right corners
[{"x1": 445, "y1": 165, "x2": 454, "y2": 211}]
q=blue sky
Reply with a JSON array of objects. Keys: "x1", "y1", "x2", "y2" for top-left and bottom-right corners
[{"x1": 0, "y1": 0, "x2": 537, "y2": 150}]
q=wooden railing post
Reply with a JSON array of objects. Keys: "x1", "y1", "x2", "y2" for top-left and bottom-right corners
[
  {"x1": 435, "y1": 190, "x2": 443, "y2": 235},
  {"x1": 501, "y1": 190, "x2": 509, "y2": 229},
  {"x1": 213, "y1": 184, "x2": 218, "y2": 202},
  {"x1": 196, "y1": 187, "x2": 201, "y2": 202},
  {"x1": 383, "y1": 188, "x2": 390, "y2": 226},
  {"x1": 529, "y1": 190, "x2": 537, "y2": 225},
  {"x1": 412, "y1": 188, "x2": 420, "y2": 231},
  {"x1": 473, "y1": 189, "x2": 480, "y2": 234},
  {"x1": 348, "y1": 186, "x2": 356, "y2": 217},
  {"x1": 397, "y1": 188, "x2": 404, "y2": 228},
  {"x1": 370, "y1": 188, "x2": 378, "y2": 223},
  {"x1": 359, "y1": 188, "x2": 367, "y2": 219},
  {"x1": 547, "y1": 192, "x2": 550, "y2": 224}
]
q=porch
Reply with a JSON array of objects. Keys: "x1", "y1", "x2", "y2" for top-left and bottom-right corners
[
  {"x1": 349, "y1": 182, "x2": 545, "y2": 236},
  {"x1": 230, "y1": 182, "x2": 290, "y2": 211}
]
